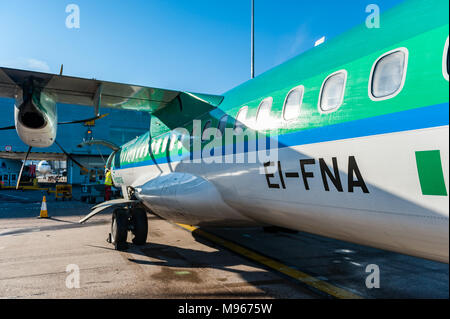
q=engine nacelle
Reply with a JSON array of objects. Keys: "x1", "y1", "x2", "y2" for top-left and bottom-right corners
[{"x1": 14, "y1": 89, "x2": 57, "y2": 148}]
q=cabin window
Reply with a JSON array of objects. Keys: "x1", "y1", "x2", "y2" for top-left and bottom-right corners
[
  {"x1": 234, "y1": 106, "x2": 248, "y2": 134},
  {"x1": 160, "y1": 135, "x2": 170, "y2": 153},
  {"x1": 283, "y1": 85, "x2": 304, "y2": 120},
  {"x1": 256, "y1": 97, "x2": 273, "y2": 126},
  {"x1": 150, "y1": 139, "x2": 155, "y2": 153},
  {"x1": 169, "y1": 134, "x2": 179, "y2": 151},
  {"x1": 153, "y1": 138, "x2": 162, "y2": 154},
  {"x1": 217, "y1": 115, "x2": 228, "y2": 137},
  {"x1": 202, "y1": 120, "x2": 212, "y2": 141},
  {"x1": 319, "y1": 71, "x2": 347, "y2": 112},
  {"x1": 369, "y1": 48, "x2": 408, "y2": 100},
  {"x1": 443, "y1": 37, "x2": 449, "y2": 81}
]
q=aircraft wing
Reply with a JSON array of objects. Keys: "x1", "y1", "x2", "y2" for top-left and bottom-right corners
[{"x1": 0, "y1": 67, "x2": 223, "y2": 115}]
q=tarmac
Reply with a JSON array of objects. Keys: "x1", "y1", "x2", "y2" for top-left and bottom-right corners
[{"x1": 0, "y1": 189, "x2": 448, "y2": 299}]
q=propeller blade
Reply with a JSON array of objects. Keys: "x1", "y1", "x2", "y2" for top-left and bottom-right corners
[
  {"x1": 77, "y1": 139, "x2": 120, "y2": 151},
  {"x1": 16, "y1": 146, "x2": 32, "y2": 189},
  {"x1": 0, "y1": 125, "x2": 15, "y2": 130},
  {"x1": 58, "y1": 113, "x2": 109, "y2": 125},
  {"x1": 54, "y1": 141, "x2": 89, "y2": 173}
]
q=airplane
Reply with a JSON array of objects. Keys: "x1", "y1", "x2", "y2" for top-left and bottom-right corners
[
  {"x1": 37, "y1": 160, "x2": 52, "y2": 176},
  {"x1": 0, "y1": 0, "x2": 448, "y2": 262},
  {"x1": 0, "y1": 159, "x2": 60, "y2": 186}
]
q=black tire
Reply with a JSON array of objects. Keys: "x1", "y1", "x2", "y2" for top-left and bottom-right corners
[
  {"x1": 131, "y1": 208, "x2": 148, "y2": 245},
  {"x1": 111, "y1": 208, "x2": 129, "y2": 250}
]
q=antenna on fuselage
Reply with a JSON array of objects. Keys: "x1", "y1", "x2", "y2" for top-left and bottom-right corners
[{"x1": 251, "y1": 0, "x2": 255, "y2": 79}]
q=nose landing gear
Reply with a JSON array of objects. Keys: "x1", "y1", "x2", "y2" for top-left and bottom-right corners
[{"x1": 108, "y1": 207, "x2": 148, "y2": 251}]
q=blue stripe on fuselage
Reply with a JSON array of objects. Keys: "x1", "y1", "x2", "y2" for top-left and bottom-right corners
[
  {"x1": 117, "y1": 102, "x2": 449, "y2": 170},
  {"x1": 278, "y1": 102, "x2": 448, "y2": 147}
]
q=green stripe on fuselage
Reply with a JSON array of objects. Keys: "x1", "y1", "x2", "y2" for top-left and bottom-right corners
[{"x1": 415, "y1": 150, "x2": 448, "y2": 196}]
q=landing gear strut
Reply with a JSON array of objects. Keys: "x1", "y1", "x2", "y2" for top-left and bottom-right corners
[{"x1": 108, "y1": 207, "x2": 148, "y2": 250}]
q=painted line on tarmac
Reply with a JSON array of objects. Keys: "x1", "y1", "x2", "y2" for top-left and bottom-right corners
[
  {"x1": 0, "y1": 193, "x2": 30, "y2": 200},
  {"x1": 176, "y1": 223, "x2": 362, "y2": 299}
]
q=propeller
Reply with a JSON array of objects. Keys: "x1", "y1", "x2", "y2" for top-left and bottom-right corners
[
  {"x1": 0, "y1": 125, "x2": 16, "y2": 130},
  {"x1": 57, "y1": 113, "x2": 109, "y2": 125},
  {"x1": 16, "y1": 146, "x2": 32, "y2": 189},
  {"x1": 4, "y1": 112, "x2": 106, "y2": 185},
  {"x1": 15, "y1": 142, "x2": 89, "y2": 189},
  {"x1": 3, "y1": 66, "x2": 105, "y2": 178},
  {"x1": 77, "y1": 139, "x2": 120, "y2": 151},
  {"x1": 54, "y1": 140, "x2": 89, "y2": 173}
]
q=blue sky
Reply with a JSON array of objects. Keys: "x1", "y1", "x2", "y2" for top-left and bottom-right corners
[{"x1": 0, "y1": 0, "x2": 404, "y2": 94}]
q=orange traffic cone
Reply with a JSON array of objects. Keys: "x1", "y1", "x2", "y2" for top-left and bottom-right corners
[{"x1": 39, "y1": 195, "x2": 49, "y2": 218}]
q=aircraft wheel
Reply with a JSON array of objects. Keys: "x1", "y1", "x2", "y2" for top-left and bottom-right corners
[
  {"x1": 111, "y1": 208, "x2": 128, "y2": 250},
  {"x1": 131, "y1": 208, "x2": 148, "y2": 245}
]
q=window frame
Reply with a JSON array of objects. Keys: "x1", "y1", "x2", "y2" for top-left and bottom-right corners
[
  {"x1": 443, "y1": 36, "x2": 449, "y2": 81},
  {"x1": 368, "y1": 47, "x2": 409, "y2": 101},
  {"x1": 282, "y1": 85, "x2": 304, "y2": 121},
  {"x1": 318, "y1": 70, "x2": 348, "y2": 114},
  {"x1": 233, "y1": 106, "x2": 249, "y2": 134},
  {"x1": 256, "y1": 97, "x2": 273, "y2": 125}
]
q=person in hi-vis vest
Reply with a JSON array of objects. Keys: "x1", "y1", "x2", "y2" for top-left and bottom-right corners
[{"x1": 104, "y1": 169, "x2": 113, "y2": 201}]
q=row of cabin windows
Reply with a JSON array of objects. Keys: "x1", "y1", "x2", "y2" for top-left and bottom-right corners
[
  {"x1": 230, "y1": 41, "x2": 447, "y2": 131},
  {"x1": 228, "y1": 47, "x2": 408, "y2": 132},
  {"x1": 152, "y1": 39, "x2": 449, "y2": 152}
]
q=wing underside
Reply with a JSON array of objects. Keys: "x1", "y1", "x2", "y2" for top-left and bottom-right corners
[{"x1": 0, "y1": 67, "x2": 223, "y2": 115}]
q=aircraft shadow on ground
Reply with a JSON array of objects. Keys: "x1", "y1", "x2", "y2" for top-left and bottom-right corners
[{"x1": 124, "y1": 239, "x2": 319, "y2": 298}]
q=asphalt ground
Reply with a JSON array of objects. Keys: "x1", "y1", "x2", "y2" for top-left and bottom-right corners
[{"x1": 0, "y1": 189, "x2": 448, "y2": 299}]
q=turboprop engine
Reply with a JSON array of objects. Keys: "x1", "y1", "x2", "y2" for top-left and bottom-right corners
[{"x1": 14, "y1": 88, "x2": 57, "y2": 148}]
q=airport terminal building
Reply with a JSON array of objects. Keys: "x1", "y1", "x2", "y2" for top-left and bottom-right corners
[{"x1": 0, "y1": 97, "x2": 150, "y2": 185}]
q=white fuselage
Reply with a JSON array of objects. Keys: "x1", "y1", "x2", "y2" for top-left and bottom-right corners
[{"x1": 112, "y1": 125, "x2": 449, "y2": 263}]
